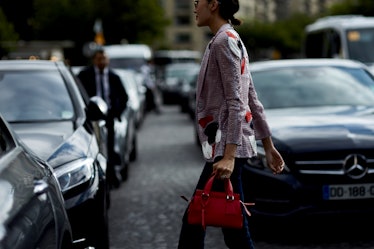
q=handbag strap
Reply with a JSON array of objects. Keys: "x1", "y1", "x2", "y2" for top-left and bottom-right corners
[
  {"x1": 241, "y1": 201, "x2": 255, "y2": 217},
  {"x1": 203, "y1": 173, "x2": 234, "y2": 197}
]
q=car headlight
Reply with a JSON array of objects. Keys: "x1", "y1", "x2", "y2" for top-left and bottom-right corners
[{"x1": 54, "y1": 158, "x2": 95, "y2": 193}]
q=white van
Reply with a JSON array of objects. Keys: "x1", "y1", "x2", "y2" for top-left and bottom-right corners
[
  {"x1": 104, "y1": 44, "x2": 153, "y2": 72},
  {"x1": 303, "y1": 15, "x2": 374, "y2": 70}
]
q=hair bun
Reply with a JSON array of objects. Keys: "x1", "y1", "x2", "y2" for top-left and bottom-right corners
[{"x1": 219, "y1": 0, "x2": 241, "y2": 25}]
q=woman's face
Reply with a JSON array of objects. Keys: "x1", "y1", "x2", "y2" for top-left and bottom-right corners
[{"x1": 194, "y1": 0, "x2": 213, "y2": 27}]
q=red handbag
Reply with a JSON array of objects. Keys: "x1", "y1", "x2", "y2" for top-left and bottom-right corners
[{"x1": 183, "y1": 173, "x2": 254, "y2": 230}]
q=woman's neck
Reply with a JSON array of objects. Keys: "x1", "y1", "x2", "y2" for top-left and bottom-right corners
[{"x1": 210, "y1": 19, "x2": 229, "y2": 34}]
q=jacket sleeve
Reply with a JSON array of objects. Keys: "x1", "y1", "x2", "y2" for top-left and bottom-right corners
[{"x1": 247, "y1": 74, "x2": 271, "y2": 140}]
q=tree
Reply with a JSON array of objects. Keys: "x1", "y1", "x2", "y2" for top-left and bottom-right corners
[
  {"x1": 328, "y1": 0, "x2": 374, "y2": 16},
  {"x1": 0, "y1": 0, "x2": 169, "y2": 63},
  {"x1": 31, "y1": 0, "x2": 169, "y2": 45},
  {"x1": 97, "y1": 0, "x2": 170, "y2": 45},
  {"x1": 0, "y1": 8, "x2": 19, "y2": 58},
  {"x1": 32, "y1": 0, "x2": 95, "y2": 41},
  {"x1": 238, "y1": 13, "x2": 314, "y2": 60}
]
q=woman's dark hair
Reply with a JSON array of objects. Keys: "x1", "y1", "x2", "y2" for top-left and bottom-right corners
[{"x1": 218, "y1": 0, "x2": 242, "y2": 26}]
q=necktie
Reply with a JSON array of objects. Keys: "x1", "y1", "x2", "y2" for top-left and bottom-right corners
[{"x1": 99, "y1": 72, "x2": 106, "y2": 103}]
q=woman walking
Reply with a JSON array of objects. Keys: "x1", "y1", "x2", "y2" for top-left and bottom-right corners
[{"x1": 177, "y1": 0, "x2": 285, "y2": 248}]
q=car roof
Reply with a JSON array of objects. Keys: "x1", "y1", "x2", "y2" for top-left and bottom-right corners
[
  {"x1": 0, "y1": 59, "x2": 63, "y2": 70},
  {"x1": 104, "y1": 44, "x2": 152, "y2": 59},
  {"x1": 306, "y1": 15, "x2": 374, "y2": 31},
  {"x1": 154, "y1": 50, "x2": 201, "y2": 59},
  {"x1": 249, "y1": 58, "x2": 368, "y2": 72}
]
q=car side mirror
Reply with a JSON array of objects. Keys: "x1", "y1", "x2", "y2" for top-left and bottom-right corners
[{"x1": 86, "y1": 96, "x2": 108, "y2": 121}]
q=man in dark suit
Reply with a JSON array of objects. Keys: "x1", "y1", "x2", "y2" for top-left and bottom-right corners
[{"x1": 78, "y1": 48, "x2": 128, "y2": 188}]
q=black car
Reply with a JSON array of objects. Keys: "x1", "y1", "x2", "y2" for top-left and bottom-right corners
[
  {"x1": 0, "y1": 60, "x2": 110, "y2": 249},
  {"x1": 241, "y1": 58, "x2": 374, "y2": 223},
  {"x1": 0, "y1": 113, "x2": 74, "y2": 249},
  {"x1": 158, "y1": 62, "x2": 200, "y2": 105}
]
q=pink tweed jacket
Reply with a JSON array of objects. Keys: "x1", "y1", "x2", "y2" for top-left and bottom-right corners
[{"x1": 195, "y1": 24, "x2": 271, "y2": 162}]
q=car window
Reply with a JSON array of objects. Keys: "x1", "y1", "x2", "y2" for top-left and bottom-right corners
[
  {"x1": 252, "y1": 66, "x2": 374, "y2": 109},
  {"x1": 0, "y1": 70, "x2": 75, "y2": 122},
  {"x1": 0, "y1": 122, "x2": 15, "y2": 155},
  {"x1": 0, "y1": 130, "x2": 7, "y2": 154},
  {"x1": 109, "y1": 58, "x2": 146, "y2": 72},
  {"x1": 347, "y1": 28, "x2": 374, "y2": 63},
  {"x1": 164, "y1": 64, "x2": 200, "y2": 86}
]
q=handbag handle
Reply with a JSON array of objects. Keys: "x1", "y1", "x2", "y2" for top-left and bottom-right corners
[
  {"x1": 203, "y1": 173, "x2": 255, "y2": 218},
  {"x1": 203, "y1": 173, "x2": 234, "y2": 198}
]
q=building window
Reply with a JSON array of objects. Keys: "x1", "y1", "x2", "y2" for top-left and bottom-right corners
[
  {"x1": 175, "y1": 15, "x2": 191, "y2": 25},
  {"x1": 175, "y1": 33, "x2": 191, "y2": 43},
  {"x1": 175, "y1": 0, "x2": 190, "y2": 11}
]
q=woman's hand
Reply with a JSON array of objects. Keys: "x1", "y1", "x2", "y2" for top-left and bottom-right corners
[
  {"x1": 262, "y1": 137, "x2": 284, "y2": 174},
  {"x1": 212, "y1": 143, "x2": 237, "y2": 179},
  {"x1": 213, "y1": 157, "x2": 234, "y2": 179},
  {"x1": 266, "y1": 148, "x2": 284, "y2": 174}
]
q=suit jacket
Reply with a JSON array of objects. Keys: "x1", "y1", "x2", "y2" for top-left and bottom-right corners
[
  {"x1": 195, "y1": 23, "x2": 271, "y2": 162},
  {"x1": 77, "y1": 66, "x2": 128, "y2": 120}
]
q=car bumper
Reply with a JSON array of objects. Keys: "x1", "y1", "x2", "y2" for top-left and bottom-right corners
[{"x1": 242, "y1": 164, "x2": 374, "y2": 219}]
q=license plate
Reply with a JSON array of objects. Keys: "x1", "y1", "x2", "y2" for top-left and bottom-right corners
[{"x1": 322, "y1": 183, "x2": 374, "y2": 200}]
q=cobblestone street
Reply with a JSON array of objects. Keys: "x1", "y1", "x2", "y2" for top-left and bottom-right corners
[
  {"x1": 108, "y1": 105, "x2": 218, "y2": 249},
  {"x1": 108, "y1": 106, "x2": 374, "y2": 249}
]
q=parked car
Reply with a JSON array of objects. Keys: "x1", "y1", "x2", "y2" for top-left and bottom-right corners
[
  {"x1": 115, "y1": 68, "x2": 147, "y2": 129},
  {"x1": 180, "y1": 73, "x2": 198, "y2": 118},
  {"x1": 71, "y1": 66, "x2": 140, "y2": 181},
  {"x1": 0, "y1": 60, "x2": 110, "y2": 249},
  {"x1": 111, "y1": 68, "x2": 139, "y2": 180},
  {"x1": 104, "y1": 44, "x2": 153, "y2": 73},
  {"x1": 157, "y1": 62, "x2": 200, "y2": 105},
  {"x1": 133, "y1": 72, "x2": 148, "y2": 127},
  {"x1": 102, "y1": 44, "x2": 160, "y2": 115},
  {"x1": 0, "y1": 113, "x2": 74, "y2": 249},
  {"x1": 241, "y1": 58, "x2": 374, "y2": 223}
]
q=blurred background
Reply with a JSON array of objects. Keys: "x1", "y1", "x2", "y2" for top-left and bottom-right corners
[{"x1": 1, "y1": 0, "x2": 374, "y2": 65}]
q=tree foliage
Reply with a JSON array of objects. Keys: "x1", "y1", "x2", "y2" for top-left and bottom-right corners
[
  {"x1": 32, "y1": 0, "x2": 94, "y2": 41},
  {"x1": 0, "y1": 0, "x2": 168, "y2": 46},
  {"x1": 0, "y1": 0, "x2": 169, "y2": 63},
  {"x1": 0, "y1": 8, "x2": 18, "y2": 41},
  {"x1": 31, "y1": 0, "x2": 169, "y2": 45},
  {"x1": 327, "y1": 0, "x2": 374, "y2": 16},
  {"x1": 238, "y1": 14, "x2": 314, "y2": 60},
  {"x1": 0, "y1": 8, "x2": 19, "y2": 57},
  {"x1": 1, "y1": 0, "x2": 374, "y2": 62}
]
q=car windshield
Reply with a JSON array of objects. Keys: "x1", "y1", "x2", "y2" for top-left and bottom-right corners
[
  {"x1": 165, "y1": 64, "x2": 200, "y2": 84},
  {"x1": 346, "y1": 28, "x2": 374, "y2": 63},
  {"x1": 252, "y1": 66, "x2": 374, "y2": 109},
  {"x1": 0, "y1": 70, "x2": 75, "y2": 122}
]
